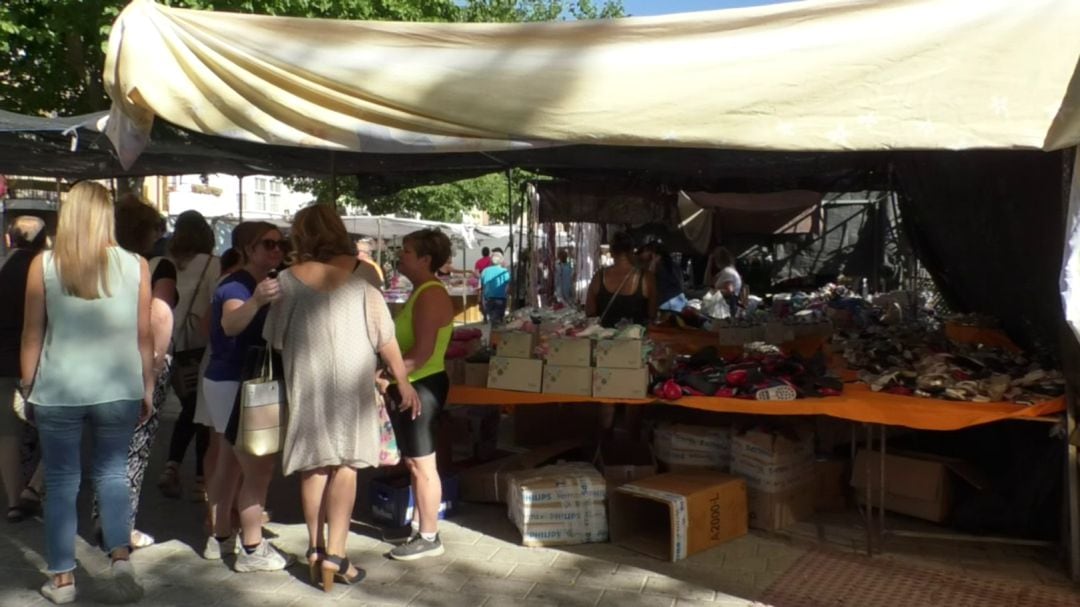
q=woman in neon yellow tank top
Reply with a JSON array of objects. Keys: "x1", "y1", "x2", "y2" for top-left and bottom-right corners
[{"x1": 385, "y1": 229, "x2": 454, "y2": 561}]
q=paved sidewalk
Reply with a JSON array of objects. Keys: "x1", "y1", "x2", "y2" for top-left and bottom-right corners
[{"x1": 1, "y1": 398, "x2": 1072, "y2": 606}]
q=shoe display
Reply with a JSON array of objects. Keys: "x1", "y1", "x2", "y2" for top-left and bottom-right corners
[
  {"x1": 39, "y1": 579, "x2": 76, "y2": 605},
  {"x1": 202, "y1": 535, "x2": 237, "y2": 561},
  {"x1": 388, "y1": 534, "x2": 444, "y2": 561},
  {"x1": 234, "y1": 540, "x2": 295, "y2": 573}
]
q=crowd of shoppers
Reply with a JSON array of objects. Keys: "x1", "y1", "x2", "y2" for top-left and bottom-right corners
[{"x1": 2, "y1": 187, "x2": 450, "y2": 604}]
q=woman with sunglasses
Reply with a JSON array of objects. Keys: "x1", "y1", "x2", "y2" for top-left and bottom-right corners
[{"x1": 201, "y1": 222, "x2": 292, "y2": 572}]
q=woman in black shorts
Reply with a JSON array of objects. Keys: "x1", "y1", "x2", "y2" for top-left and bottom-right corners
[{"x1": 386, "y1": 229, "x2": 455, "y2": 561}]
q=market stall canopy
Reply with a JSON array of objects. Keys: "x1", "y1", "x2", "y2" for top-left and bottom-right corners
[
  {"x1": 682, "y1": 190, "x2": 824, "y2": 237},
  {"x1": 338, "y1": 215, "x2": 510, "y2": 249},
  {"x1": 104, "y1": 0, "x2": 1080, "y2": 169}
]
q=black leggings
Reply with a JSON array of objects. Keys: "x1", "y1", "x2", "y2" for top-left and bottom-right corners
[
  {"x1": 166, "y1": 392, "x2": 209, "y2": 476},
  {"x1": 387, "y1": 372, "x2": 448, "y2": 459}
]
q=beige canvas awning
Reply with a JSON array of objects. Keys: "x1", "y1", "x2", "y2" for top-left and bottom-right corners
[{"x1": 104, "y1": 0, "x2": 1080, "y2": 168}]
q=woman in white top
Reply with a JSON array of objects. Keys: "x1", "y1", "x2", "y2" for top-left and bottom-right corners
[
  {"x1": 20, "y1": 182, "x2": 153, "y2": 604},
  {"x1": 710, "y1": 247, "x2": 743, "y2": 313},
  {"x1": 159, "y1": 211, "x2": 220, "y2": 501}
]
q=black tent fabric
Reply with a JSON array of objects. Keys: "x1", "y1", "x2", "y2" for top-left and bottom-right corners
[{"x1": 895, "y1": 150, "x2": 1067, "y2": 355}]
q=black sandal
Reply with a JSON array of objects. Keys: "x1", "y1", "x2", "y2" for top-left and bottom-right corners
[
  {"x1": 305, "y1": 546, "x2": 326, "y2": 584},
  {"x1": 6, "y1": 506, "x2": 26, "y2": 523},
  {"x1": 320, "y1": 554, "x2": 364, "y2": 592}
]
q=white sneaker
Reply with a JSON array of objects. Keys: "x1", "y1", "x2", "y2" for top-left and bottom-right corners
[
  {"x1": 202, "y1": 535, "x2": 237, "y2": 560},
  {"x1": 103, "y1": 559, "x2": 144, "y2": 604},
  {"x1": 40, "y1": 579, "x2": 76, "y2": 605},
  {"x1": 234, "y1": 539, "x2": 295, "y2": 573}
]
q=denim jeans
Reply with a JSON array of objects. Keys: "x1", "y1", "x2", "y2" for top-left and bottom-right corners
[
  {"x1": 484, "y1": 298, "x2": 507, "y2": 326},
  {"x1": 34, "y1": 400, "x2": 139, "y2": 573}
]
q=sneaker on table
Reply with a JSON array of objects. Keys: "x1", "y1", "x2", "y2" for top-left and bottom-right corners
[
  {"x1": 234, "y1": 539, "x2": 295, "y2": 572},
  {"x1": 388, "y1": 534, "x2": 444, "y2": 561}
]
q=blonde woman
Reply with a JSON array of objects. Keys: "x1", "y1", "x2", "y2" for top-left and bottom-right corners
[{"x1": 20, "y1": 182, "x2": 153, "y2": 605}]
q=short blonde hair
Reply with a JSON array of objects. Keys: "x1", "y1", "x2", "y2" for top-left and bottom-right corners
[{"x1": 53, "y1": 182, "x2": 117, "y2": 299}]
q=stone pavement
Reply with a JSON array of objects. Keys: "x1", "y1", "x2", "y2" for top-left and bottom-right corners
[{"x1": 0, "y1": 397, "x2": 1072, "y2": 606}]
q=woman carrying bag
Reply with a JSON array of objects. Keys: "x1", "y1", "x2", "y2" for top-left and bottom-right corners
[{"x1": 261, "y1": 205, "x2": 419, "y2": 590}]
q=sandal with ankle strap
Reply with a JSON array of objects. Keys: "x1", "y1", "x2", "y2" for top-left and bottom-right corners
[
  {"x1": 305, "y1": 546, "x2": 326, "y2": 585},
  {"x1": 320, "y1": 554, "x2": 365, "y2": 592}
]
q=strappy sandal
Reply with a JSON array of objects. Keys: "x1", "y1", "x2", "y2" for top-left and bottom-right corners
[
  {"x1": 305, "y1": 546, "x2": 326, "y2": 585},
  {"x1": 320, "y1": 554, "x2": 365, "y2": 592}
]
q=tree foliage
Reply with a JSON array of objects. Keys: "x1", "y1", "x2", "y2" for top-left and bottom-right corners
[{"x1": 1, "y1": 0, "x2": 624, "y2": 220}]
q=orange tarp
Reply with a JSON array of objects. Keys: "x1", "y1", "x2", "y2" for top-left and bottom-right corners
[{"x1": 447, "y1": 383, "x2": 1064, "y2": 431}]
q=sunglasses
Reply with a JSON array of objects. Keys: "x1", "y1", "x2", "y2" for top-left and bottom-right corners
[{"x1": 260, "y1": 239, "x2": 287, "y2": 251}]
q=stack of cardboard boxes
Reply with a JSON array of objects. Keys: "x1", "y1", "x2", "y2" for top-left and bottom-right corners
[
  {"x1": 541, "y1": 336, "x2": 594, "y2": 396},
  {"x1": 487, "y1": 330, "x2": 649, "y2": 399},
  {"x1": 731, "y1": 426, "x2": 816, "y2": 531},
  {"x1": 590, "y1": 337, "x2": 649, "y2": 399},
  {"x1": 506, "y1": 463, "x2": 609, "y2": 547},
  {"x1": 487, "y1": 331, "x2": 543, "y2": 392}
]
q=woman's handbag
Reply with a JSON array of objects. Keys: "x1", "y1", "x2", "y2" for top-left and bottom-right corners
[
  {"x1": 377, "y1": 394, "x2": 401, "y2": 467},
  {"x1": 235, "y1": 346, "x2": 286, "y2": 456},
  {"x1": 170, "y1": 256, "x2": 213, "y2": 398}
]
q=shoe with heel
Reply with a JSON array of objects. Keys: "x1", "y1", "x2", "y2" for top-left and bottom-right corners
[
  {"x1": 306, "y1": 546, "x2": 325, "y2": 584},
  {"x1": 320, "y1": 555, "x2": 365, "y2": 592}
]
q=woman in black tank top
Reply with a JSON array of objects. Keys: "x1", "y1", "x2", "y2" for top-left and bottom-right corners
[{"x1": 586, "y1": 232, "x2": 657, "y2": 328}]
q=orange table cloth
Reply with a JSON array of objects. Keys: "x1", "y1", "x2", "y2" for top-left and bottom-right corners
[{"x1": 447, "y1": 383, "x2": 1065, "y2": 431}]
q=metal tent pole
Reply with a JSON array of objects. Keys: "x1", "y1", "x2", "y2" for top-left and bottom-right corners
[
  {"x1": 238, "y1": 176, "x2": 244, "y2": 221},
  {"x1": 506, "y1": 168, "x2": 514, "y2": 311}
]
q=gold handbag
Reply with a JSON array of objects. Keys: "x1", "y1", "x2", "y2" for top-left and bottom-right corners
[{"x1": 235, "y1": 348, "x2": 285, "y2": 456}]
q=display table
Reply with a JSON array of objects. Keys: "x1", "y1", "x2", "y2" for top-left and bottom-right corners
[{"x1": 447, "y1": 383, "x2": 1065, "y2": 431}]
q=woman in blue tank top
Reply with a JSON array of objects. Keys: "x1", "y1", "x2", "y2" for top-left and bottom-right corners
[{"x1": 20, "y1": 182, "x2": 153, "y2": 604}]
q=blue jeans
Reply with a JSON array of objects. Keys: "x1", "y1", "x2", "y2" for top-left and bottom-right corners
[
  {"x1": 484, "y1": 298, "x2": 507, "y2": 326},
  {"x1": 34, "y1": 400, "x2": 139, "y2": 573}
]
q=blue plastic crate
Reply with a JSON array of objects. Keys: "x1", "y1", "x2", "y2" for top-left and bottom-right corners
[{"x1": 369, "y1": 473, "x2": 460, "y2": 528}]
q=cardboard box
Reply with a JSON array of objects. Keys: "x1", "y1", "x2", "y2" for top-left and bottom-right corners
[
  {"x1": 593, "y1": 338, "x2": 644, "y2": 369},
  {"x1": 654, "y1": 424, "x2": 731, "y2": 472},
  {"x1": 464, "y1": 362, "x2": 490, "y2": 387},
  {"x1": 610, "y1": 472, "x2": 747, "y2": 562},
  {"x1": 543, "y1": 365, "x2": 593, "y2": 397},
  {"x1": 513, "y1": 404, "x2": 600, "y2": 447},
  {"x1": 369, "y1": 473, "x2": 460, "y2": 527},
  {"x1": 442, "y1": 406, "x2": 501, "y2": 462},
  {"x1": 850, "y1": 450, "x2": 983, "y2": 523},
  {"x1": 458, "y1": 440, "x2": 581, "y2": 503},
  {"x1": 508, "y1": 463, "x2": 608, "y2": 547},
  {"x1": 494, "y1": 330, "x2": 536, "y2": 359},
  {"x1": 746, "y1": 481, "x2": 815, "y2": 531},
  {"x1": 544, "y1": 337, "x2": 593, "y2": 367},
  {"x1": 487, "y1": 356, "x2": 543, "y2": 392},
  {"x1": 596, "y1": 440, "x2": 658, "y2": 487},
  {"x1": 731, "y1": 427, "x2": 815, "y2": 494},
  {"x1": 814, "y1": 458, "x2": 849, "y2": 512},
  {"x1": 592, "y1": 367, "x2": 649, "y2": 399}
]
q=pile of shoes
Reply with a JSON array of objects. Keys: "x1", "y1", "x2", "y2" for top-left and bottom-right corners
[
  {"x1": 843, "y1": 324, "x2": 1064, "y2": 404},
  {"x1": 651, "y1": 345, "x2": 844, "y2": 401}
]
